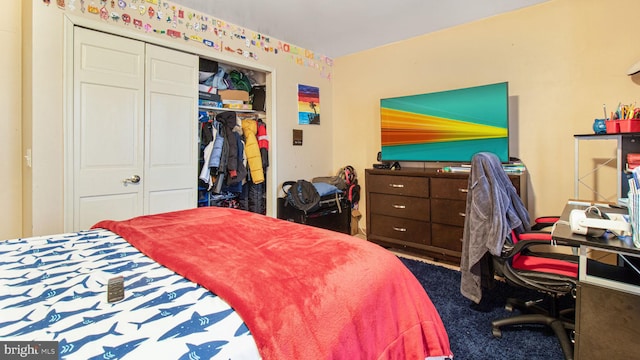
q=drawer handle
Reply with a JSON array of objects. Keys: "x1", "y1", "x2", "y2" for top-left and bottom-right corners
[
  {"x1": 458, "y1": 212, "x2": 466, "y2": 217},
  {"x1": 388, "y1": 183, "x2": 405, "y2": 188},
  {"x1": 392, "y1": 204, "x2": 406, "y2": 209},
  {"x1": 458, "y1": 188, "x2": 469, "y2": 193},
  {"x1": 392, "y1": 226, "x2": 407, "y2": 232}
]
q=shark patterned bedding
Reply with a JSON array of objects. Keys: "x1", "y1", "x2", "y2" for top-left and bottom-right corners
[
  {"x1": 0, "y1": 229, "x2": 258, "y2": 359},
  {"x1": 1, "y1": 207, "x2": 452, "y2": 359}
]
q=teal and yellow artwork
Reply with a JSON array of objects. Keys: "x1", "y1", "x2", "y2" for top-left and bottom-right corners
[{"x1": 380, "y1": 82, "x2": 509, "y2": 162}]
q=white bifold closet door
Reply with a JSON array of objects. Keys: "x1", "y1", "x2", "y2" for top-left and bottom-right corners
[{"x1": 72, "y1": 27, "x2": 198, "y2": 231}]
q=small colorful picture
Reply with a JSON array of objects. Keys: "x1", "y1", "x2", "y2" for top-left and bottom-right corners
[{"x1": 298, "y1": 84, "x2": 320, "y2": 125}]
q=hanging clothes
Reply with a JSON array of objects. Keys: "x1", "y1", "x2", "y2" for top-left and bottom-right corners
[
  {"x1": 242, "y1": 119, "x2": 264, "y2": 184},
  {"x1": 257, "y1": 119, "x2": 269, "y2": 171},
  {"x1": 208, "y1": 120, "x2": 224, "y2": 169},
  {"x1": 217, "y1": 111, "x2": 241, "y2": 181},
  {"x1": 199, "y1": 141, "x2": 214, "y2": 190}
]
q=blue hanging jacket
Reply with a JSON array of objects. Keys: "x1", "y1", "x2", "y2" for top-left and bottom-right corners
[{"x1": 208, "y1": 120, "x2": 224, "y2": 168}]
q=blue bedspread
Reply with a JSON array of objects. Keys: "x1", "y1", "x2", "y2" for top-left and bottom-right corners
[{"x1": 0, "y1": 229, "x2": 259, "y2": 359}]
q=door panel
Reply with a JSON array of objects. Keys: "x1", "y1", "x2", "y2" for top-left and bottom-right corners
[
  {"x1": 79, "y1": 85, "x2": 137, "y2": 168},
  {"x1": 148, "y1": 93, "x2": 192, "y2": 169},
  {"x1": 78, "y1": 194, "x2": 139, "y2": 230},
  {"x1": 72, "y1": 29, "x2": 197, "y2": 231},
  {"x1": 74, "y1": 27, "x2": 145, "y2": 230},
  {"x1": 144, "y1": 44, "x2": 198, "y2": 215},
  {"x1": 148, "y1": 189, "x2": 195, "y2": 215}
]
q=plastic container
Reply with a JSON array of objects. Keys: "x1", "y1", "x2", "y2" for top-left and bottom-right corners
[
  {"x1": 606, "y1": 119, "x2": 640, "y2": 133},
  {"x1": 619, "y1": 119, "x2": 640, "y2": 132},
  {"x1": 606, "y1": 120, "x2": 620, "y2": 133}
]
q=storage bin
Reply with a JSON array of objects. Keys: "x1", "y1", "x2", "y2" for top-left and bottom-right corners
[
  {"x1": 606, "y1": 119, "x2": 640, "y2": 133},
  {"x1": 277, "y1": 197, "x2": 351, "y2": 234},
  {"x1": 619, "y1": 119, "x2": 640, "y2": 132},
  {"x1": 605, "y1": 120, "x2": 619, "y2": 133}
]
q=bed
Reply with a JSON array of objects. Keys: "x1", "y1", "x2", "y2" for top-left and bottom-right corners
[{"x1": 0, "y1": 207, "x2": 452, "y2": 359}]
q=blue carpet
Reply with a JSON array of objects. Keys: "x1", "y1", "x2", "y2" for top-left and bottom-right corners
[{"x1": 399, "y1": 257, "x2": 567, "y2": 359}]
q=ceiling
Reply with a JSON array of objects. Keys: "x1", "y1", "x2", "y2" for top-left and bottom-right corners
[{"x1": 171, "y1": 0, "x2": 549, "y2": 58}]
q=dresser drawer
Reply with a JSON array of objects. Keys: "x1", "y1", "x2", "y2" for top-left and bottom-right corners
[
  {"x1": 431, "y1": 223, "x2": 463, "y2": 252},
  {"x1": 369, "y1": 193, "x2": 429, "y2": 221},
  {"x1": 431, "y1": 177, "x2": 469, "y2": 200},
  {"x1": 367, "y1": 175, "x2": 429, "y2": 197},
  {"x1": 366, "y1": 168, "x2": 527, "y2": 265},
  {"x1": 369, "y1": 214, "x2": 430, "y2": 245},
  {"x1": 431, "y1": 198, "x2": 466, "y2": 226}
]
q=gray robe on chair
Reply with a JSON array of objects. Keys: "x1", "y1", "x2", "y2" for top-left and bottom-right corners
[{"x1": 460, "y1": 152, "x2": 531, "y2": 303}]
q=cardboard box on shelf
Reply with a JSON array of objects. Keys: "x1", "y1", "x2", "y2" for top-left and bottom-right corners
[
  {"x1": 223, "y1": 103, "x2": 252, "y2": 110},
  {"x1": 222, "y1": 99, "x2": 243, "y2": 104},
  {"x1": 219, "y1": 89, "x2": 249, "y2": 102}
]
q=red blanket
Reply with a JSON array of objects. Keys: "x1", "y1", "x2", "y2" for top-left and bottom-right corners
[{"x1": 94, "y1": 207, "x2": 452, "y2": 360}]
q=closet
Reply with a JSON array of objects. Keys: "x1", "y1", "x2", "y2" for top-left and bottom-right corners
[
  {"x1": 69, "y1": 27, "x2": 270, "y2": 231},
  {"x1": 197, "y1": 59, "x2": 269, "y2": 214}
]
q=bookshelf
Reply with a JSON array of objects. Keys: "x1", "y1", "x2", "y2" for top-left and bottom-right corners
[{"x1": 574, "y1": 133, "x2": 640, "y2": 202}]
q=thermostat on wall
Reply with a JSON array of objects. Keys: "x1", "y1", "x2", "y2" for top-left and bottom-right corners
[{"x1": 293, "y1": 129, "x2": 303, "y2": 146}]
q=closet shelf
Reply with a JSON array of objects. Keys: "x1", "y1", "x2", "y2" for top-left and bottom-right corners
[{"x1": 198, "y1": 105, "x2": 256, "y2": 113}]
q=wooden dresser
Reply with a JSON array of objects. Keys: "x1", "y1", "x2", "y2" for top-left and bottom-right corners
[{"x1": 365, "y1": 168, "x2": 527, "y2": 264}]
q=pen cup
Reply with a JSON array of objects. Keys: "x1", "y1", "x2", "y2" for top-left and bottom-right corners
[
  {"x1": 606, "y1": 120, "x2": 621, "y2": 133},
  {"x1": 606, "y1": 119, "x2": 640, "y2": 133},
  {"x1": 620, "y1": 119, "x2": 640, "y2": 132}
]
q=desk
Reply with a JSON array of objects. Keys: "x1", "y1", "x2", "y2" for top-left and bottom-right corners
[{"x1": 552, "y1": 203, "x2": 640, "y2": 360}]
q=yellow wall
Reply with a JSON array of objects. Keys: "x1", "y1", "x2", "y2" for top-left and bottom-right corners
[
  {"x1": 9, "y1": 0, "x2": 640, "y2": 237},
  {"x1": 332, "y1": 0, "x2": 640, "y2": 230}
]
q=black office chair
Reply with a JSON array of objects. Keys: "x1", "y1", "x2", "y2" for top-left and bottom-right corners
[
  {"x1": 461, "y1": 152, "x2": 578, "y2": 360},
  {"x1": 490, "y1": 229, "x2": 578, "y2": 360}
]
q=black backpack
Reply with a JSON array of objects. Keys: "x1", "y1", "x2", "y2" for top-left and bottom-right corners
[{"x1": 282, "y1": 180, "x2": 320, "y2": 214}]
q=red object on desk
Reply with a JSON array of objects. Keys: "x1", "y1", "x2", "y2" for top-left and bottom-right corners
[{"x1": 606, "y1": 119, "x2": 640, "y2": 133}]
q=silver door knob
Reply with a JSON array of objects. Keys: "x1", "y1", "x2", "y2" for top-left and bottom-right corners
[{"x1": 123, "y1": 175, "x2": 141, "y2": 184}]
